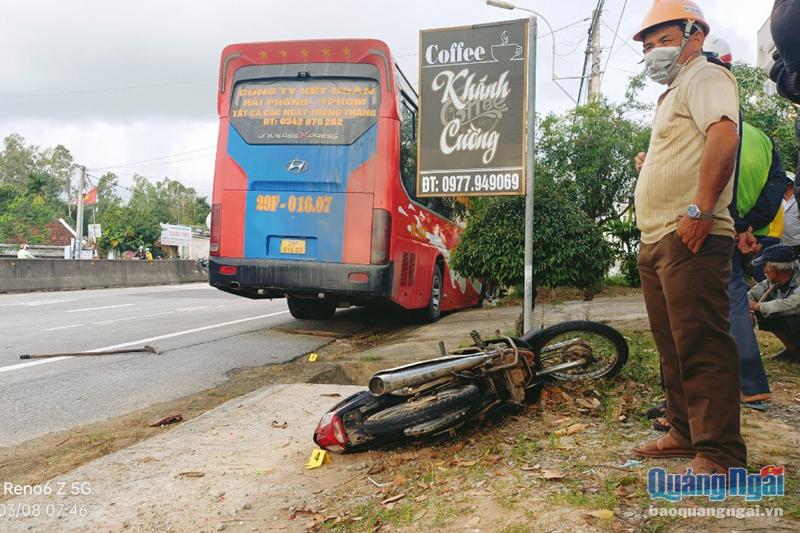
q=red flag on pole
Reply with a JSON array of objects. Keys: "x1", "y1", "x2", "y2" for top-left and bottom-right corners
[{"x1": 83, "y1": 187, "x2": 98, "y2": 205}]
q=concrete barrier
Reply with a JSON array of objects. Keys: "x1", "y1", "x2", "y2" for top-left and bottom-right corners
[{"x1": 0, "y1": 259, "x2": 207, "y2": 293}]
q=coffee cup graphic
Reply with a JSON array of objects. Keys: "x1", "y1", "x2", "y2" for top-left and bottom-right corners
[{"x1": 490, "y1": 30, "x2": 523, "y2": 61}]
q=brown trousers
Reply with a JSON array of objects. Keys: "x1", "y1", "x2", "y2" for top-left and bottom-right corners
[{"x1": 638, "y1": 231, "x2": 747, "y2": 468}]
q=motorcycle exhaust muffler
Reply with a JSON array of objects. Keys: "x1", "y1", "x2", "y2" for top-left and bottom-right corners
[{"x1": 368, "y1": 353, "x2": 494, "y2": 396}]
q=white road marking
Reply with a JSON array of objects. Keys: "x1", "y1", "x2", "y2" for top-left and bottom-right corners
[
  {"x1": 0, "y1": 299, "x2": 78, "y2": 308},
  {"x1": 95, "y1": 310, "x2": 175, "y2": 325},
  {"x1": 42, "y1": 323, "x2": 87, "y2": 332},
  {"x1": 0, "y1": 311, "x2": 290, "y2": 374},
  {"x1": 66, "y1": 303, "x2": 136, "y2": 313}
]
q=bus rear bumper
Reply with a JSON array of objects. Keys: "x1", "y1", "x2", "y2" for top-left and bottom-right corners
[{"x1": 209, "y1": 257, "x2": 393, "y2": 300}]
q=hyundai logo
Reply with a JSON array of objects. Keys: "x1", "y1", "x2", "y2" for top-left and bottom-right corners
[{"x1": 285, "y1": 159, "x2": 308, "y2": 174}]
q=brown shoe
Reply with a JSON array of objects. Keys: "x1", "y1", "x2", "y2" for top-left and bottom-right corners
[
  {"x1": 632, "y1": 432, "x2": 695, "y2": 458},
  {"x1": 673, "y1": 455, "x2": 728, "y2": 476}
]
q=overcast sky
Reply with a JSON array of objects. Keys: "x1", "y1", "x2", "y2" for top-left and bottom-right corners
[{"x1": 0, "y1": 0, "x2": 773, "y2": 199}]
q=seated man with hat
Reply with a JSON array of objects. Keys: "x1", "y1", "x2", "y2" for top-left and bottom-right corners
[{"x1": 749, "y1": 244, "x2": 800, "y2": 361}]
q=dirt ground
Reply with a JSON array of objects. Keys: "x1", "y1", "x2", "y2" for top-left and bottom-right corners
[
  {"x1": 290, "y1": 328, "x2": 800, "y2": 532},
  {"x1": 3, "y1": 290, "x2": 798, "y2": 532}
]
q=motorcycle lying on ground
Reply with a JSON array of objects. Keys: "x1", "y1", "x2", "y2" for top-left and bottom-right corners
[{"x1": 314, "y1": 320, "x2": 628, "y2": 453}]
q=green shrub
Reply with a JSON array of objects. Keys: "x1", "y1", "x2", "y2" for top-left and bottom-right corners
[{"x1": 451, "y1": 183, "x2": 614, "y2": 290}]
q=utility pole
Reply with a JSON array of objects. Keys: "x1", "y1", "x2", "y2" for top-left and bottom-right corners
[
  {"x1": 588, "y1": 8, "x2": 602, "y2": 102},
  {"x1": 74, "y1": 166, "x2": 86, "y2": 259}
]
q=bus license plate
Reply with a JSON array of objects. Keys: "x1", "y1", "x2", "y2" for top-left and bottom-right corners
[{"x1": 280, "y1": 239, "x2": 306, "y2": 255}]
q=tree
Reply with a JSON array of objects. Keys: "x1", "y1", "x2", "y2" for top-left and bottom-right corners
[
  {"x1": 96, "y1": 204, "x2": 160, "y2": 253},
  {"x1": 0, "y1": 194, "x2": 56, "y2": 244},
  {"x1": 733, "y1": 62, "x2": 798, "y2": 174},
  {"x1": 451, "y1": 182, "x2": 614, "y2": 290},
  {"x1": 128, "y1": 175, "x2": 210, "y2": 226},
  {"x1": 536, "y1": 98, "x2": 651, "y2": 224},
  {"x1": 605, "y1": 209, "x2": 641, "y2": 287}
]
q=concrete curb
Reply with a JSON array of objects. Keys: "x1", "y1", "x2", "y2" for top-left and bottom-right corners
[{"x1": 0, "y1": 259, "x2": 207, "y2": 293}]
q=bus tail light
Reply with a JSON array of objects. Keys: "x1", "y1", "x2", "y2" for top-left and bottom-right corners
[
  {"x1": 219, "y1": 265, "x2": 237, "y2": 276},
  {"x1": 370, "y1": 209, "x2": 391, "y2": 265},
  {"x1": 210, "y1": 203, "x2": 222, "y2": 256}
]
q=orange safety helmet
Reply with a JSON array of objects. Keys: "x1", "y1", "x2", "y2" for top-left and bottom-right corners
[{"x1": 633, "y1": 0, "x2": 710, "y2": 42}]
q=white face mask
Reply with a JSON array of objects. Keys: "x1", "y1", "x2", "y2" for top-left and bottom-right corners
[
  {"x1": 643, "y1": 22, "x2": 695, "y2": 85},
  {"x1": 644, "y1": 46, "x2": 684, "y2": 85}
]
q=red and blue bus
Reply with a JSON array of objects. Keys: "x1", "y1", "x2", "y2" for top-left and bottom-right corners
[{"x1": 209, "y1": 39, "x2": 482, "y2": 321}]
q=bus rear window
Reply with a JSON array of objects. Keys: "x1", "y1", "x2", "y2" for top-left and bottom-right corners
[{"x1": 231, "y1": 77, "x2": 380, "y2": 145}]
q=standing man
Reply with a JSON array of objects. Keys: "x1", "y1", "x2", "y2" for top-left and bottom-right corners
[{"x1": 631, "y1": 0, "x2": 746, "y2": 474}]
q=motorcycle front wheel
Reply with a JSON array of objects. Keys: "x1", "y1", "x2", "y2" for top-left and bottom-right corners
[
  {"x1": 530, "y1": 320, "x2": 628, "y2": 381},
  {"x1": 362, "y1": 384, "x2": 480, "y2": 437}
]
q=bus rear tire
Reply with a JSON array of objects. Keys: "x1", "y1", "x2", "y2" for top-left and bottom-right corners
[
  {"x1": 287, "y1": 296, "x2": 336, "y2": 320},
  {"x1": 416, "y1": 264, "x2": 442, "y2": 324}
]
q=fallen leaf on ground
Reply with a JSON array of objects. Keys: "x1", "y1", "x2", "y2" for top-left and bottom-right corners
[
  {"x1": 455, "y1": 460, "x2": 478, "y2": 467},
  {"x1": 555, "y1": 423, "x2": 587, "y2": 436},
  {"x1": 367, "y1": 464, "x2": 385, "y2": 475},
  {"x1": 542, "y1": 470, "x2": 565, "y2": 480},
  {"x1": 576, "y1": 398, "x2": 597, "y2": 409},
  {"x1": 414, "y1": 495, "x2": 428, "y2": 503},
  {"x1": 392, "y1": 474, "x2": 407, "y2": 486},
  {"x1": 177, "y1": 471, "x2": 205, "y2": 478},
  {"x1": 381, "y1": 494, "x2": 405, "y2": 505},
  {"x1": 586, "y1": 509, "x2": 615, "y2": 520},
  {"x1": 149, "y1": 414, "x2": 183, "y2": 427}
]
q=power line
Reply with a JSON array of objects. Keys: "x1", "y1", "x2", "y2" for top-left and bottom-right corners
[
  {"x1": 3, "y1": 80, "x2": 215, "y2": 99},
  {"x1": 89, "y1": 146, "x2": 216, "y2": 171},
  {"x1": 392, "y1": 17, "x2": 592, "y2": 62},
  {"x1": 115, "y1": 153, "x2": 214, "y2": 169},
  {"x1": 600, "y1": 18, "x2": 641, "y2": 58},
  {"x1": 601, "y1": 0, "x2": 628, "y2": 84}
]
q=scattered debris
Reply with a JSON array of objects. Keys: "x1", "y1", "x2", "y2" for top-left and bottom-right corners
[
  {"x1": 177, "y1": 471, "x2": 205, "y2": 478},
  {"x1": 554, "y1": 422, "x2": 587, "y2": 436},
  {"x1": 367, "y1": 477, "x2": 391, "y2": 488},
  {"x1": 586, "y1": 509, "x2": 615, "y2": 520},
  {"x1": 541, "y1": 470, "x2": 565, "y2": 480},
  {"x1": 271, "y1": 420, "x2": 288, "y2": 429},
  {"x1": 381, "y1": 494, "x2": 405, "y2": 505},
  {"x1": 149, "y1": 414, "x2": 183, "y2": 427},
  {"x1": 20, "y1": 344, "x2": 160, "y2": 359},
  {"x1": 366, "y1": 463, "x2": 385, "y2": 475}
]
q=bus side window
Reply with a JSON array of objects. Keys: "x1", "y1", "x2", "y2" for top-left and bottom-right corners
[{"x1": 399, "y1": 98, "x2": 418, "y2": 200}]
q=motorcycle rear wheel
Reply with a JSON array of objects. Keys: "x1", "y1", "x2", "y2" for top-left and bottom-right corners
[
  {"x1": 362, "y1": 384, "x2": 480, "y2": 436},
  {"x1": 530, "y1": 320, "x2": 628, "y2": 381}
]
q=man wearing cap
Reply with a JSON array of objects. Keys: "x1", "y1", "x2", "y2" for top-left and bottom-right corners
[
  {"x1": 631, "y1": 0, "x2": 747, "y2": 474},
  {"x1": 782, "y1": 173, "x2": 800, "y2": 250},
  {"x1": 749, "y1": 244, "x2": 800, "y2": 361}
]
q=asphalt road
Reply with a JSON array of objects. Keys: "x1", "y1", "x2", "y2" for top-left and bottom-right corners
[{"x1": 0, "y1": 283, "x2": 359, "y2": 447}]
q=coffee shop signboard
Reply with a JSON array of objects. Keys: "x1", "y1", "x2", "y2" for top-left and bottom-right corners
[{"x1": 417, "y1": 19, "x2": 528, "y2": 197}]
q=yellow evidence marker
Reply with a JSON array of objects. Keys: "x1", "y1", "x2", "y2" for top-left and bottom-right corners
[
  {"x1": 308, "y1": 353, "x2": 318, "y2": 362},
  {"x1": 304, "y1": 448, "x2": 331, "y2": 469}
]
